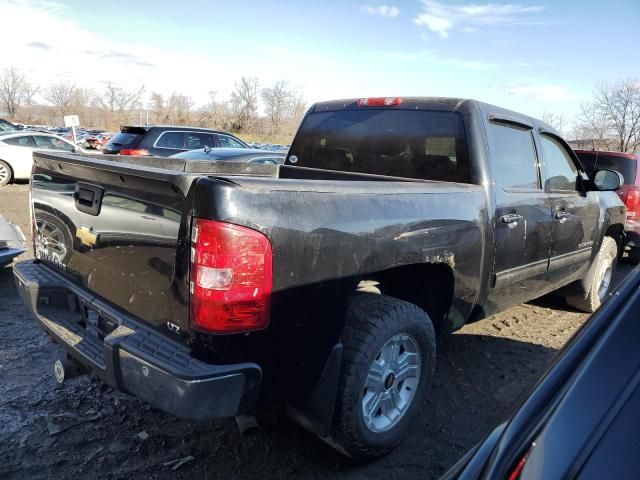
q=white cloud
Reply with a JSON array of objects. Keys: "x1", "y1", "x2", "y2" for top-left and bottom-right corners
[
  {"x1": 505, "y1": 84, "x2": 574, "y2": 102},
  {"x1": 414, "y1": 1, "x2": 545, "y2": 38},
  {"x1": 361, "y1": 5, "x2": 400, "y2": 18}
]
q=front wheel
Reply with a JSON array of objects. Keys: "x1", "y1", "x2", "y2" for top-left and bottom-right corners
[
  {"x1": 566, "y1": 236, "x2": 617, "y2": 312},
  {"x1": 332, "y1": 294, "x2": 436, "y2": 461},
  {"x1": 0, "y1": 160, "x2": 12, "y2": 186}
]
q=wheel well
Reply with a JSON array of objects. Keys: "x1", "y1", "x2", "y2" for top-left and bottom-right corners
[
  {"x1": 359, "y1": 263, "x2": 455, "y2": 335},
  {"x1": 605, "y1": 224, "x2": 625, "y2": 256}
]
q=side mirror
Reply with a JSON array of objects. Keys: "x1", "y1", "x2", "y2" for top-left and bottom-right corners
[{"x1": 593, "y1": 169, "x2": 623, "y2": 191}]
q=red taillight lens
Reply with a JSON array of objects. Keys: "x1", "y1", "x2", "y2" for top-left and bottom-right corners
[
  {"x1": 507, "y1": 449, "x2": 530, "y2": 480},
  {"x1": 190, "y1": 219, "x2": 272, "y2": 334},
  {"x1": 624, "y1": 189, "x2": 640, "y2": 219},
  {"x1": 119, "y1": 149, "x2": 149, "y2": 156},
  {"x1": 356, "y1": 97, "x2": 403, "y2": 107}
]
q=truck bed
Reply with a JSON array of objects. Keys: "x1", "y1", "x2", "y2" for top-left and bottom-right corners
[{"x1": 30, "y1": 151, "x2": 486, "y2": 352}]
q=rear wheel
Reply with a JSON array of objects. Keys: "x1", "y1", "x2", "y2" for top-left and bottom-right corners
[
  {"x1": 566, "y1": 236, "x2": 617, "y2": 312},
  {"x1": 331, "y1": 294, "x2": 436, "y2": 460},
  {"x1": 0, "y1": 160, "x2": 12, "y2": 186}
]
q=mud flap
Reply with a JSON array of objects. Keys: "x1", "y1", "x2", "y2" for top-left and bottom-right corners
[{"x1": 286, "y1": 342, "x2": 343, "y2": 438}]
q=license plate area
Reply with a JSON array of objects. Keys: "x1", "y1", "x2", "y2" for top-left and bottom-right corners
[{"x1": 78, "y1": 302, "x2": 118, "y2": 340}]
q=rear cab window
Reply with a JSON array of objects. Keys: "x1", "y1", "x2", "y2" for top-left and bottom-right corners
[{"x1": 287, "y1": 108, "x2": 472, "y2": 183}]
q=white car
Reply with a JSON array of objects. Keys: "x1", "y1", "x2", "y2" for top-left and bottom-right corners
[{"x1": 0, "y1": 131, "x2": 85, "y2": 185}]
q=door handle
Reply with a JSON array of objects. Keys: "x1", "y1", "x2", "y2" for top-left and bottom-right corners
[
  {"x1": 555, "y1": 211, "x2": 570, "y2": 223},
  {"x1": 500, "y1": 213, "x2": 523, "y2": 229}
]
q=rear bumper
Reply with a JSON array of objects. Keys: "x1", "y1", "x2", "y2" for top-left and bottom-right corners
[{"x1": 13, "y1": 260, "x2": 261, "y2": 421}]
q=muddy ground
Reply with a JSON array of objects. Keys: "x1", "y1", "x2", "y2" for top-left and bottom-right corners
[{"x1": 0, "y1": 183, "x2": 633, "y2": 479}]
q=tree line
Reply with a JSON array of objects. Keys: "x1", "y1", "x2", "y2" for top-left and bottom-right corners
[
  {"x1": 0, "y1": 67, "x2": 307, "y2": 142},
  {"x1": 1, "y1": 66, "x2": 638, "y2": 152}
]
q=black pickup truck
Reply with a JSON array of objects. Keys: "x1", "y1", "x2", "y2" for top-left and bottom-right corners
[{"x1": 14, "y1": 97, "x2": 625, "y2": 460}]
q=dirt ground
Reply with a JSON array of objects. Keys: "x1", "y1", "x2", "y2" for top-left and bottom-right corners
[{"x1": 0, "y1": 183, "x2": 633, "y2": 479}]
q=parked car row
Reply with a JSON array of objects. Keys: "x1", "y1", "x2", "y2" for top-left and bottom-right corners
[{"x1": 0, "y1": 131, "x2": 85, "y2": 185}]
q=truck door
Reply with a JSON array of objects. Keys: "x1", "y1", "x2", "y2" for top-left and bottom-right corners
[
  {"x1": 485, "y1": 118, "x2": 553, "y2": 313},
  {"x1": 538, "y1": 133, "x2": 599, "y2": 283}
]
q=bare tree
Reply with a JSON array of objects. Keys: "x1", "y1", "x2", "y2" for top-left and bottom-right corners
[
  {"x1": 0, "y1": 67, "x2": 27, "y2": 119},
  {"x1": 577, "y1": 78, "x2": 640, "y2": 153},
  {"x1": 45, "y1": 82, "x2": 78, "y2": 117},
  {"x1": 262, "y1": 80, "x2": 293, "y2": 134},
  {"x1": 164, "y1": 92, "x2": 194, "y2": 124},
  {"x1": 542, "y1": 111, "x2": 565, "y2": 133},
  {"x1": 229, "y1": 76, "x2": 258, "y2": 132},
  {"x1": 20, "y1": 80, "x2": 40, "y2": 123}
]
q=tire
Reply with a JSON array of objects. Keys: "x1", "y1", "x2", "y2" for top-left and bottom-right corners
[
  {"x1": 331, "y1": 294, "x2": 436, "y2": 461},
  {"x1": 34, "y1": 211, "x2": 73, "y2": 264},
  {"x1": 566, "y1": 236, "x2": 617, "y2": 312},
  {"x1": 0, "y1": 160, "x2": 12, "y2": 186}
]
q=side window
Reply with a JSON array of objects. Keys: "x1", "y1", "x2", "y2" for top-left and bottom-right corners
[
  {"x1": 218, "y1": 135, "x2": 245, "y2": 149},
  {"x1": 488, "y1": 122, "x2": 539, "y2": 189},
  {"x1": 575, "y1": 152, "x2": 597, "y2": 177},
  {"x1": 34, "y1": 136, "x2": 74, "y2": 151},
  {"x1": 541, "y1": 135, "x2": 579, "y2": 191},
  {"x1": 185, "y1": 132, "x2": 212, "y2": 150},
  {"x1": 4, "y1": 136, "x2": 36, "y2": 147},
  {"x1": 155, "y1": 131, "x2": 186, "y2": 149}
]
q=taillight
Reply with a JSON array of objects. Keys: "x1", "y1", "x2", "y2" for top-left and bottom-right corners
[
  {"x1": 190, "y1": 219, "x2": 272, "y2": 334},
  {"x1": 356, "y1": 97, "x2": 403, "y2": 106},
  {"x1": 119, "y1": 149, "x2": 149, "y2": 156},
  {"x1": 624, "y1": 188, "x2": 640, "y2": 220}
]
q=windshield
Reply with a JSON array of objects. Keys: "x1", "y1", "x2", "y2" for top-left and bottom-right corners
[
  {"x1": 287, "y1": 109, "x2": 472, "y2": 183},
  {"x1": 0, "y1": 119, "x2": 16, "y2": 132}
]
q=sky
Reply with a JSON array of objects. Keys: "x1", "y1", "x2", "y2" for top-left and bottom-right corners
[{"x1": 2, "y1": 0, "x2": 639, "y2": 127}]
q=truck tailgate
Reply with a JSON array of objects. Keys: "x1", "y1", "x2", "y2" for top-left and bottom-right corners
[{"x1": 31, "y1": 152, "x2": 194, "y2": 333}]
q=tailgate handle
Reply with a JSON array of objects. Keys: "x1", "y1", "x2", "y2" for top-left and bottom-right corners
[{"x1": 74, "y1": 183, "x2": 104, "y2": 216}]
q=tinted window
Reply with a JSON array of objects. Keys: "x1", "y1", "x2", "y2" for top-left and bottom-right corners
[
  {"x1": 595, "y1": 154, "x2": 637, "y2": 186},
  {"x1": 575, "y1": 152, "x2": 597, "y2": 176},
  {"x1": 156, "y1": 132, "x2": 186, "y2": 149},
  {"x1": 185, "y1": 132, "x2": 213, "y2": 150},
  {"x1": 218, "y1": 135, "x2": 246, "y2": 149},
  {"x1": 488, "y1": 122, "x2": 539, "y2": 189},
  {"x1": 33, "y1": 135, "x2": 75, "y2": 151},
  {"x1": 3, "y1": 136, "x2": 36, "y2": 147},
  {"x1": 288, "y1": 110, "x2": 471, "y2": 182},
  {"x1": 542, "y1": 135, "x2": 579, "y2": 191},
  {"x1": 107, "y1": 132, "x2": 140, "y2": 147}
]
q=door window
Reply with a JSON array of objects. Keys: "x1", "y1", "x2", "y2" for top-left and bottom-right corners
[
  {"x1": 3, "y1": 136, "x2": 36, "y2": 147},
  {"x1": 488, "y1": 122, "x2": 540, "y2": 189},
  {"x1": 33, "y1": 136, "x2": 75, "y2": 151},
  {"x1": 185, "y1": 132, "x2": 213, "y2": 150},
  {"x1": 217, "y1": 134, "x2": 246, "y2": 149},
  {"x1": 155, "y1": 131, "x2": 186, "y2": 149},
  {"x1": 541, "y1": 135, "x2": 579, "y2": 192}
]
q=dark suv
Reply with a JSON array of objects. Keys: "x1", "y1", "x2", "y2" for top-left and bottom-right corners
[
  {"x1": 575, "y1": 150, "x2": 640, "y2": 262},
  {"x1": 102, "y1": 125, "x2": 250, "y2": 156}
]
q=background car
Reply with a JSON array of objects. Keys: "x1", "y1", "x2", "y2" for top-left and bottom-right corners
[
  {"x1": 0, "y1": 131, "x2": 85, "y2": 185},
  {"x1": 442, "y1": 264, "x2": 640, "y2": 480},
  {"x1": 102, "y1": 125, "x2": 250, "y2": 156},
  {"x1": 170, "y1": 147, "x2": 286, "y2": 164},
  {"x1": 0, "y1": 119, "x2": 17, "y2": 132},
  {"x1": 575, "y1": 150, "x2": 640, "y2": 262},
  {"x1": 85, "y1": 132, "x2": 114, "y2": 150},
  {"x1": 0, "y1": 213, "x2": 25, "y2": 267}
]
